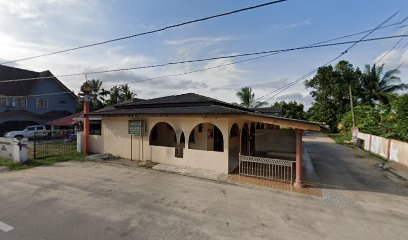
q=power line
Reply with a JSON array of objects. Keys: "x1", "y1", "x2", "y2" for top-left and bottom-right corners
[
  {"x1": 1, "y1": 34, "x2": 408, "y2": 84},
  {"x1": 104, "y1": 18, "x2": 407, "y2": 88},
  {"x1": 0, "y1": 0, "x2": 287, "y2": 65},
  {"x1": 258, "y1": 11, "x2": 399, "y2": 102},
  {"x1": 376, "y1": 36, "x2": 407, "y2": 65}
]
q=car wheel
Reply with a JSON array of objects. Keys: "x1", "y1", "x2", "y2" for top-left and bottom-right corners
[{"x1": 15, "y1": 135, "x2": 23, "y2": 140}]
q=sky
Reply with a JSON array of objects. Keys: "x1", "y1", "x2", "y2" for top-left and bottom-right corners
[{"x1": 1, "y1": 0, "x2": 408, "y2": 108}]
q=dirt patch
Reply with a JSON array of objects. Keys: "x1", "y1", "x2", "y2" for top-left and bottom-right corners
[{"x1": 227, "y1": 174, "x2": 322, "y2": 197}]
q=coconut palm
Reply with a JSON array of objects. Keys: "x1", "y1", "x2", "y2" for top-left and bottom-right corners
[
  {"x1": 86, "y1": 79, "x2": 109, "y2": 110},
  {"x1": 360, "y1": 64, "x2": 408, "y2": 105},
  {"x1": 106, "y1": 84, "x2": 136, "y2": 106},
  {"x1": 120, "y1": 84, "x2": 135, "y2": 101},
  {"x1": 236, "y1": 86, "x2": 267, "y2": 108}
]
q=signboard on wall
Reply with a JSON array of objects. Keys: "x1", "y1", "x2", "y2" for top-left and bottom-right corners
[{"x1": 128, "y1": 120, "x2": 145, "y2": 135}]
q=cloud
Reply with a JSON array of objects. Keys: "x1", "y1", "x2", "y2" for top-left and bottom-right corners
[
  {"x1": 164, "y1": 36, "x2": 238, "y2": 46},
  {"x1": 0, "y1": 1, "x2": 314, "y2": 105},
  {"x1": 270, "y1": 19, "x2": 312, "y2": 31},
  {"x1": 374, "y1": 47, "x2": 408, "y2": 69},
  {"x1": 273, "y1": 92, "x2": 315, "y2": 109}
]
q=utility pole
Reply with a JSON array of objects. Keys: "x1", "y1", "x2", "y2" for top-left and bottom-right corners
[
  {"x1": 80, "y1": 82, "x2": 93, "y2": 155},
  {"x1": 349, "y1": 84, "x2": 355, "y2": 127},
  {"x1": 349, "y1": 83, "x2": 357, "y2": 141}
]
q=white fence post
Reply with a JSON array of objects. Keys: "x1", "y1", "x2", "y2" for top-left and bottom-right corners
[
  {"x1": 77, "y1": 132, "x2": 83, "y2": 153},
  {"x1": 0, "y1": 137, "x2": 28, "y2": 163}
]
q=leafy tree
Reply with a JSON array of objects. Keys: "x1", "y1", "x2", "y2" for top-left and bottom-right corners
[
  {"x1": 272, "y1": 101, "x2": 306, "y2": 120},
  {"x1": 236, "y1": 86, "x2": 267, "y2": 108},
  {"x1": 106, "y1": 84, "x2": 136, "y2": 106},
  {"x1": 341, "y1": 105, "x2": 382, "y2": 135},
  {"x1": 305, "y1": 60, "x2": 361, "y2": 132},
  {"x1": 86, "y1": 79, "x2": 109, "y2": 111},
  {"x1": 394, "y1": 94, "x2": 408, "y2": 140},
  {"x1": 360, "y1": 64, "x2": 408, "y2": 105},
  {"x1": 341, "y1": 94, "x2": 408, "y2": 141},
  {"x1": 120, "y1": 84, "x2": 135, "y2": 101}
]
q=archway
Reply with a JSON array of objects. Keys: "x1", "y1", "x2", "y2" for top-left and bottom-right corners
[
  {"x1": 241, "y1": 123, "x2": 249, "y2": 155},
  {"x1": 228, "y1": 123, "x2": 240, "y2": 172},
  {"x1": 189, "y1": 123, "x2": 224, "y2": 152},
  {"x1": 149, "y1": 122, "x2": 176, "y2": 147}
]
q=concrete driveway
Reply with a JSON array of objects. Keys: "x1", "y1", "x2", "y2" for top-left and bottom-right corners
[{"x1": 0, "y1": 135, "x2": 408, "y2": 239}]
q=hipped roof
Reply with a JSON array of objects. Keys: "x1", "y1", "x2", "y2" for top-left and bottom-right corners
[{"x1": 89, "y1": 93, "x2": 321, "y2": 131}]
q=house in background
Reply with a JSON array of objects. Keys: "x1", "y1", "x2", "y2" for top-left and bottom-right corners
[{"x1": 0, "y1": 65, "x2": 77, "y2": 135}]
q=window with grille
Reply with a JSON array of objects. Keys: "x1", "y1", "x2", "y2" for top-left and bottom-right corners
[
  {"x1": 14, "y1": 97, "x2": 27, "y2": 108},
  {"x1": 0, "y1": 97, "x2": 6, "y2": 107},
  {"x1": 36, "y1": 98, "x2": 48, "y2": 109}
]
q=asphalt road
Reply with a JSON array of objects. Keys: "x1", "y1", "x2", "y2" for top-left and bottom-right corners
[{"x1": 0, "y1": 134, "x2": 407, "y2": 239}]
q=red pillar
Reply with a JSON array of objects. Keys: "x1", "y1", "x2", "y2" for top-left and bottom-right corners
[
  {"x1": 83, "y1": 98, "x2": 90, "y2": 155},
  {"x1": 294, "y1": 129, "x2": 304, "y2": 188}
]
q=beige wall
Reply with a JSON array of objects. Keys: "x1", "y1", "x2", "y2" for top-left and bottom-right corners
[
  {"x1": 357, "y1": 131, "x2": 408, "y2": 167},
  {"x1": 89, "y1": 135, "x2": 104, "y2": 154},
  {"x1": 89, "y1": 116, "x2": 230, "y2": 173},
  {"x1": 89, "y1": 116, "x2": 303, "y2": 173}
]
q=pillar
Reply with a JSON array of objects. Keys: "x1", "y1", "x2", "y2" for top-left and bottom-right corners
[
  {"x1": 83, "y1": 97, "x2": 90, "y2": 155},
  {"x1": 294, "y1": 129, "x2": 304, "y2": 188}
]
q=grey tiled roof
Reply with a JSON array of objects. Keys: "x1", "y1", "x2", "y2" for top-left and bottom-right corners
[
  {"x1": 89, "y1": 93, "x2": 321, "y2": 130},
  {"x1": 0, "y1": 65, "x2": 76, "y2": 98}
]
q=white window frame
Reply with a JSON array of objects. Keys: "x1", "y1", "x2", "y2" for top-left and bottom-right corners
[{"x1": 36, "y1": 97, "x2": 48, "y2": 109}]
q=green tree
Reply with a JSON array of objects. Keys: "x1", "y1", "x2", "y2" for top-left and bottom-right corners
[
  {"x1": 120, "y1": 84, "x2": 135, "y2": 101},
  {"x1": 236, "y1": 86, "x2": 267, "y2": 108},
  {"x1": 272, "y1": 101, "x2": 306, "y2": 120},
  {"x1": 360, "y1": 64, "x2": 408, "y2": 105},
  {"x1": 341, "y1": 105, "x2": 382, "y2": 135},
  {"x1": 394, "y1": 94, "x2": 408, "y2": 140},
  {"x1": 86, "y1": 79, "x2": 109, "y2": 111},
  {"x1": 106, "y1": 84, "x2": 136, "y2": 106},
  {"x1": 305, "y1": 60, "x2": 361, "y2": 132}
]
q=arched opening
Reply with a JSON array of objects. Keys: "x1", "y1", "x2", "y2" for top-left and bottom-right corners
[
  {"x1": 256, "y1": 122, "x2": 261, "y2": 129},
  {"x1": 189, "y1": 123, "x2": 224, "y2": 152},
  {"x1": 241, "y1": 123, "x2": 249, "y2": 155},
  {"x1": 229, "y1": 123, "x2": 240, "y2": 173},
  {"x1": 250, "y1": 123, "x2": 256, "y2": 155},
  {"x1": 149, "y1": 122, "x2": 176, "y2": 147}
]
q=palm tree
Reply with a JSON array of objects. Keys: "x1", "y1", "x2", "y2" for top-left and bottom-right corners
[
  {"x1": 120, "y1": 84, "x2": 135, "y2": 101},
  {"x1": 360, "y1": 64, "x2": 408, "y2": 105},
  {"x1": 236, "y1": 86, "x2": 267, "y2": 108},
  {"x1": 86, "y1": 79, "x2": 109, "y2": 110},
  {"x1": 106, "y1": 86, "x2": 121, "y2": 106},
  {"x1": 106, "y1": 84, "x2": 136, "y2": 106}
]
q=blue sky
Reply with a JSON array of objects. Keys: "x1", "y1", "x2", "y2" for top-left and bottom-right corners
[{"x1": 1, "y1": 0, "x2": 408, "y2": 108}]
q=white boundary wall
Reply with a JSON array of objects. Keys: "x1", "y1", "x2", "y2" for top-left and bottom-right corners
[
  {"x1": 0, "y1": 137, "x2": 28, "y2": 163},
  {"x1": 356, "y1": 130, "x2": 408, "y2": 167}
]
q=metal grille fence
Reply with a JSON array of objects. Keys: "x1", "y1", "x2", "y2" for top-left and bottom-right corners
[
  {"x1": 239, "y1": 154, "x2": 295, "y2": 183},
  {"x1": 33, "y1": 130, "x2": 77, "y2": 159}
]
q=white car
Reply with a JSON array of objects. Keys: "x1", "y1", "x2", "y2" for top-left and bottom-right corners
[{"x1": 4, "y1": 125, "x2": 49, "y2": 139}]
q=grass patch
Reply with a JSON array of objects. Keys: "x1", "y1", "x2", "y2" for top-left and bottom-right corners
[
  {"x1": 329, "y1": 132, "x2": 352, "y2": 145},
  {"x1": 138, "y1": 160, "x2": 158, "y2": 169},
  {"x1": 0, "y1": 152, "x2": 85, "y2": 171}
]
